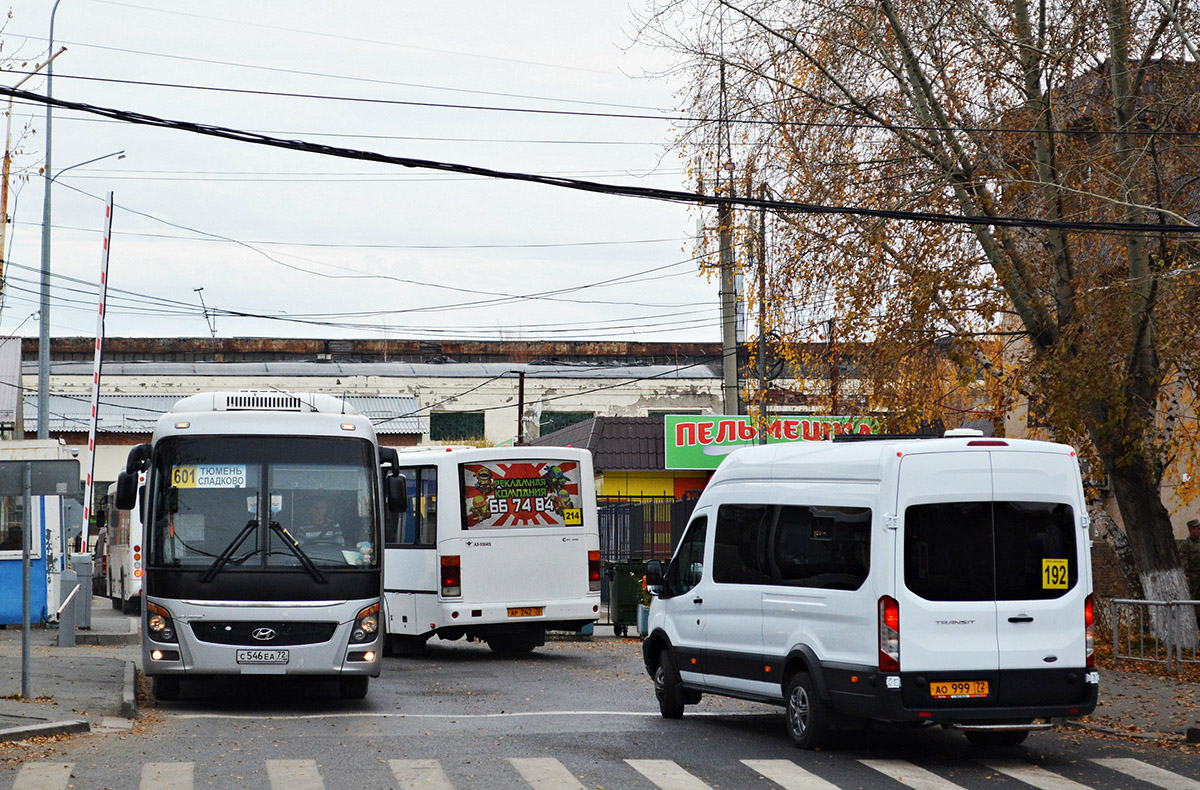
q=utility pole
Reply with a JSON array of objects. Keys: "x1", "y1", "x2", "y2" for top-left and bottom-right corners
[
  {"x1": 757, "y1": 183, "x2": 768, "y2": 444},
  {"x1": 0, "y1": 49, "x2": 64, "y2": 319},
  {"x1": 717, "y1": 61, "x2": 739, "y2": 416}
]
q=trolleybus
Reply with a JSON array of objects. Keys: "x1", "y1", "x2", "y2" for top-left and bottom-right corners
[
  {"x1": 114, "y1": 390, "x2": 405, "y2": 701},
  {"x1": 383, "y1": 445, "x2": 600, "y2": 655}
]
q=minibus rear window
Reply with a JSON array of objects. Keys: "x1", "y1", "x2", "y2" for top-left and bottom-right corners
[{"x1": 904, "y1": 501, "x2": 1077, "y2": 602}]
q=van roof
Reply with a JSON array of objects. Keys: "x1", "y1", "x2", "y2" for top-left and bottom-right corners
[{"x1": 711, "y1": 436, "x2": 1077, "y2": 484}]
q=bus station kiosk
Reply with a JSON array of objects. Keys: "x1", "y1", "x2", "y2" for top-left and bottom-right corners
[{"x1": 0, "y1": 441, "x2": 82, "y2": 626}]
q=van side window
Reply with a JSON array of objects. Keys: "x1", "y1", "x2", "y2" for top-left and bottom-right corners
[
  {"x1": 666, "y1": 516, "x2": 708, "y2": 596},
  {"x1": 769, "y1": 505, "x2": 871, "y2": 590},
  {"x1": 713, "y1": 505, "x2": 771, "y2": 584}
]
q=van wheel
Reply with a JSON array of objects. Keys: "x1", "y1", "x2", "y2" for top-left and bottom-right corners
[
  {"x1": 151, "y1": 675, "x2": 180, "y2": 702},
  {"x1": 785, "y1": 672, "x2": 828, "y2": 749},
  {"x1": 654, "y1": 649, "x2": 686, "y2": 719},
  {"x1": 965, "y1": 729, "x2": 1029, "y2": 747},
  {"x1": 339, "y1": 676, "x2": 369, "y2": 700}
]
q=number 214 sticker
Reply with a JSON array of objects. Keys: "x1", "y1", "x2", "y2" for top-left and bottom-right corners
[{"x1": 1042, "y1": 558, "x2": 1069, "y2": 589}]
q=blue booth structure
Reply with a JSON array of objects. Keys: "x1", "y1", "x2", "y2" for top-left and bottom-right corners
[{"x1": 0, "y1": 441, "x2": 82, "y2": 626}]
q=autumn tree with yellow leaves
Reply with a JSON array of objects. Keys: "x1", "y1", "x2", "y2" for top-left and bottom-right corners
[{"x1": 639, "y1": 0, "x2": 1200, "y2": 613}]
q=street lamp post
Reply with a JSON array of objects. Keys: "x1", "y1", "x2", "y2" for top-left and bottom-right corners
[
  {"x1": 32, "y1": 150, "x2": 124, "y2": 435},
  {"x1": 37, "y1": 0, "x2": 66, "y2": 440}
]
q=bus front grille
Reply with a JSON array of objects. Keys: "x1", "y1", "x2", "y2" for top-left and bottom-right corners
[{"x1": 190, "y1": 621, "x2": 338, "y2": 646}]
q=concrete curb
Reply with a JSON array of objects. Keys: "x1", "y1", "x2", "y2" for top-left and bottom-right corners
[
  {"x1": 76, "y1": 617, "x2": 140, "y2": 647},
  {"x1": 0, "y1": 719, "x2": 90, "y2": 743},
  {"x1": 120, "y1": 661, "x2": 139, "y2": 720}
]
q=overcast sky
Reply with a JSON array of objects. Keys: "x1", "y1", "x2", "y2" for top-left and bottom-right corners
[{"x1": 0, "y1": 1, "x2": 717, "y2": 343}]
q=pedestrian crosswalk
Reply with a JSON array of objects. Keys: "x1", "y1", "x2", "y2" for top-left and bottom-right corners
[{"x1": 6, "y1": 755, "x2": 1197, "y2": 790}]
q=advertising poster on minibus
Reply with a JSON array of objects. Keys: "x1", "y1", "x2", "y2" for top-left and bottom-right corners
[{"x1": 462, "y1": 460, "x2": 583, "y2": 529}]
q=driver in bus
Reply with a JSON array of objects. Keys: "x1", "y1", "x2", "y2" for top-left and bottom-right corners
[{"x1": 301, "y1": 495, "x2": 374, "y2": 566}]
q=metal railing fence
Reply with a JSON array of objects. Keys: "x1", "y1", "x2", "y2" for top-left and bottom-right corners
[{"x1": 1109, "y1": 598, "x2": 1200, "y2": 672}]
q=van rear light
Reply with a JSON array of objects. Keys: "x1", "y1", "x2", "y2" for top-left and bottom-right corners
[
  {"x1": 879, "y1": 595, "x2": 900, "y2": 671},
  {"x1": 588, "y1": 550, "x2": 601, "y2": 592},
  {"x1": 441, "y1": 555, "x2": 461, "y2": 597},
  {"x1": 968, "y1": 440, "x2": 1008, "y2": 446},
  {"x1": 1084, "y1": 593, "x2": 1095, "y2": 668}
]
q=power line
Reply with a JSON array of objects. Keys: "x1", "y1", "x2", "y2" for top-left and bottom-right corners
[{"x1": 5, "y1": 87, "x2": 1196, "y2": 235}]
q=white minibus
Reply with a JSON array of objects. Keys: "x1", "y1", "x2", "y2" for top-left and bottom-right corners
[
  {"x1": 643, "y1": 431, "x2": 1098, "y2": 747},
  {"x1": 383, "y1": 446, "x2": 601, "y2": 654}
]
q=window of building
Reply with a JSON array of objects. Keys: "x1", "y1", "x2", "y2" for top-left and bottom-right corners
[
  {"x1": 539, "y1": 411, "x2": 593, "y2": 436},
  {"x1": 430, "y1": 411, "x2": 485, "y2": 442}
]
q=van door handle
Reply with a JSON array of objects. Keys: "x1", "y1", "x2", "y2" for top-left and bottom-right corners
[
  {"x1": 1008, "y1": 615, "x2": 1034, "y2": 623},
  {"x1": 692, "y1": 597, "x2": 703, "y2": 605}
]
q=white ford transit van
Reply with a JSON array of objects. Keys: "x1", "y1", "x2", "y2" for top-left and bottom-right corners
[{"x1": 642, "y1": 433, "x2": 1098, "y2": 747}]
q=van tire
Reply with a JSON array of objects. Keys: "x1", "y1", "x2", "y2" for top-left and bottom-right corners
[
  {"x1": 151, "y1": 675, "x2": 180, "y2": 702},
  {"x1": 964, "y1": 729, "x2": 1029, "y2": 747},
  {"x1": 785, "y1": 672, "x2": 828, "y2": 749},
  {"x1": 339, "y1": 676, "x2": 369, "y2": 699},
  {"x1": 654, "y1": 649, "x2": 686, "y2": 719}
]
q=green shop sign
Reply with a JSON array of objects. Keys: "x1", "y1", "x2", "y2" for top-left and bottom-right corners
[{"x1": 664, "y1": 415, "x2": 882, "y2": 470}]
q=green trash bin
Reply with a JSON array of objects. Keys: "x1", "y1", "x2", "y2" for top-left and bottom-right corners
[{"x1": 609, "y1": 560, "x2": 644, "y2": 637}]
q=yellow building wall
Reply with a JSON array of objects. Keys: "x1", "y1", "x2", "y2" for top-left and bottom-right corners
[{"x1": 597, "y1": 471, "x2": 709, "y2": 499}]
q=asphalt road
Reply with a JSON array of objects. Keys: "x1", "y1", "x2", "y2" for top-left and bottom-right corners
[{"x1": 3, "y1": 635, "x2": 1198, "y2": 789}]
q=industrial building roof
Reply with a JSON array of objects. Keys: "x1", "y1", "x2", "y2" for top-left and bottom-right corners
[
  {"x1": 29, "y1": 361, "x2": 721, "y2": 380},
  {"x1": 20, "y1": 393, "x2": 425, "y2": 436}
]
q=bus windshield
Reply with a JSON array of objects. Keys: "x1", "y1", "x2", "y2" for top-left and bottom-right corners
[{"x1": 147, "y1": 436, "x2": 378, "y2": 573}]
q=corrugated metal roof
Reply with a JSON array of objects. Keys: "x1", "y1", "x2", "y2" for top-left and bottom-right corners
[
  {"x1": 532, "y1": 416, "x2": 665, "y2": 471},
  {"x1": 30, "y1": 360, "x2": 720, "y2": 380},
  {"x1": 22, "y1": 393, "x2": 425, "y2": 435}
]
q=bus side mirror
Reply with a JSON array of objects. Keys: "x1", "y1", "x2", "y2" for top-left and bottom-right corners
[
  {"x1": 379, "y1": 447, "x2": 399, "y2": 471},
  {"x1": 125, "y1": 443, "x2": 152, "y2": 474},
  {"x1": 644, "y1": 560, "x2": 665, "y2": 597},
  {"x1": 114, "y1": 472, "x2": 138, "y2": 510},
  {"x1": 386, "y1": 475, "x2": 408, "y2": 513}
]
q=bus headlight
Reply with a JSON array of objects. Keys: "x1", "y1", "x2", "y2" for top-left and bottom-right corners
[
  {"x1": 146, "y1": 601, "x2": 178, "y2": 644},
  {"x1": 351, "y1": 603, "x2": 379, "y2": 644}
]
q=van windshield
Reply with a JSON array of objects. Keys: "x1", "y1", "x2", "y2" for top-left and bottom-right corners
[{"x1": 904, "y1": 501, "x2": 1076, "y2": 602}]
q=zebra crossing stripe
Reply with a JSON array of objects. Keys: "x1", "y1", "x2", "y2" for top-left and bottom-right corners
[
  {"x1": 12, "y1": 763, "x2": 72, "y2": 790},
  {"x1": 266, "y1": 759, "x2": 324, "y2": 790},
  {"x1": 509, "y1": 758, "x2": 587, "y2": 790},
  {"x1": 389, "y1": 759, "x2": 456, "y2": 790},
  {"x1": 743, "y1": 759, "x2": 842, "y2": 790},
  {"x1": 626, "y1": 759, "x2": 714, "y2": 790},
  {"x1": 1091, "y1": 758, "x2": 1200, "y2": 790},
  {"x1": 982, "y1": 760, "x2": 1093, "y2": 790},
  {"x1": 141, "y1": 762, "x2": 193, "y2": 790},
  {"x1": 860, "y1": 759, "x2": 967, "y2": 790}
]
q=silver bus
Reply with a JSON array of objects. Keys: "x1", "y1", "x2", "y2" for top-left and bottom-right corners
[{"x1": 114, "y1": 391, "x2": 405, "y2": 701}]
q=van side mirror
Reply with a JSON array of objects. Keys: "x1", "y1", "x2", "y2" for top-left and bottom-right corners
[
  {"x1": 644, "y1": 560, "x2": 665, "y2": 597},
  {"x1": 114, "y1": 472, "x2": 138, "y2": 510},
  {"x1": 125, "y1": 443, "x2": 152, "y2": 474},
  {"x1": 386, "y1": 475, "x2": 408, "y2": 513}
]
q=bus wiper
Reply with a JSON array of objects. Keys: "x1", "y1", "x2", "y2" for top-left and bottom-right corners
[
  {"x1": 269, "y1": 521, "x2": 328, "y2": 584},
  {"x1": 200, "y1": 519, "x2": 259, "y2": 583}
]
